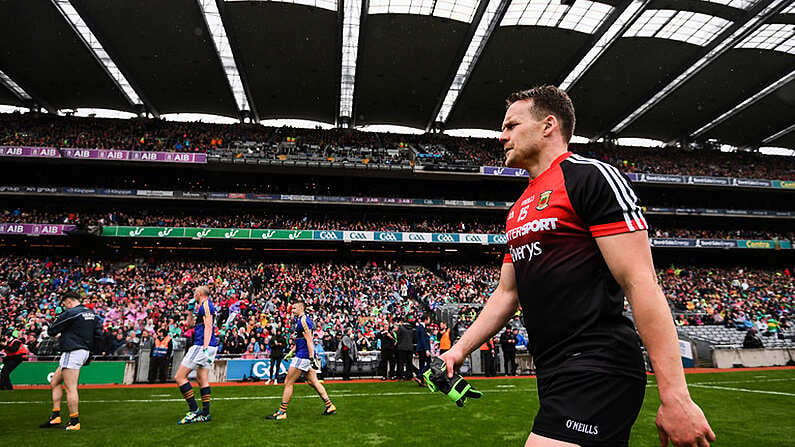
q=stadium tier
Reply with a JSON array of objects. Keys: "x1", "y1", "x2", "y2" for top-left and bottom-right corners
[
  {"x1": 2, "y1": 113, "x2": 795, "y2": 180},
  {"x1": 2, "y1": 206, "x2": 794, "y2": 243}
]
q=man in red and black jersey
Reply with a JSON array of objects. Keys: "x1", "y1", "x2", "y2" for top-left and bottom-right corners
[{"x1": 440, "y1": 86, "x2": 714, "y2": 447}]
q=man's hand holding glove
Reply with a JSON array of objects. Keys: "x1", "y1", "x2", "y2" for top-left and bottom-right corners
[
  {"x1": 203, "y1": 347, "x2": 213, "y2": 366},
  {"x1": 423, "y1": 356, "x2": 483, "y2": 407}
]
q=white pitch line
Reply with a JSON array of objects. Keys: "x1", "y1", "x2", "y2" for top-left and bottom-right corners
[
  {"x1": 688, "y1": 378, "x2": 795, "y2": 386},
  {"x1": 0, "y1": 388, "x2": 530, "y2": 405},
  {"x1": 2, "y1": 377, "x2": 791, "y2": 405},
  {"x1": 689, "y1": 384, "x2": 795, "y2": 397}
]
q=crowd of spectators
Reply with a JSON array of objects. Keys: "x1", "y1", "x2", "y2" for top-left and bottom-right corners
[
  {"x1": 2, "y1": 252, "x2": 792, "y2": 362},
  {"x1": 0, "y1": 256, "x2": 499, "y2": 361},
  {"x1": 662, "y1": 266, "x2": 792, "y2": 333},
  {"x1": 3, "y1": 112, "x2": 793, "y2": 180},
  {"x1": 0, "y1": 112, "x2": 270, "y2": 153},
  {"x1": 573, "y1": 143, "x2": 795, "y2": 181}
]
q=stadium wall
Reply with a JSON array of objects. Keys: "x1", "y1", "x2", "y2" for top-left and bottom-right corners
[{"x1": 712, "y1": 348, "x2": 795, "y2": 369}]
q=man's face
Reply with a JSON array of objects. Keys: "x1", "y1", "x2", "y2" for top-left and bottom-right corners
[
  {"x1": 292, "y1": 303, "x2": 303, "y2": 316},
  {"x1": 499, "y1": 100, "x2": 547, "y2": 168},
  {"x1": 62, "y1": 298, "x2": 79, "y2": 309}
]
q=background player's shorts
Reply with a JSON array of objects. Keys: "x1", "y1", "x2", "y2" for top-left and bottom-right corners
[
  {"x1": 59, "y1": 349, "x2": 90, "y2": 370},
  {"x1": 531, "y1": 368, "x2": 646, "y2": 447},
  {"x1": 181, "y1": 345, "x2": 218, "y2": 369},
  {"x1": 290, "y1": 357, "x2": 311, "y2": 372}
]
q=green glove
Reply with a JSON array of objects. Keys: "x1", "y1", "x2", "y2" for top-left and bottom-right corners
[
  {"x1": 423, "y1": 357, "x2": 483, "y2": 407},
  {"x1": 203, "y1": 347, "x2": 213, "y2": 366},
  {"x1": 284, "y1": 351, "x2": 295, "y2": 361}
]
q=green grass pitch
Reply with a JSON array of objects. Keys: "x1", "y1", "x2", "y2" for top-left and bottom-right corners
[{"x1": 1, "y1": 369, "x2": 793, "y2": 446}]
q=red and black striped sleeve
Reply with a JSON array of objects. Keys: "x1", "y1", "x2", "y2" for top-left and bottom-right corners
[{"x1": 562, "y1": 155, "x2": 648, "y2": 238}]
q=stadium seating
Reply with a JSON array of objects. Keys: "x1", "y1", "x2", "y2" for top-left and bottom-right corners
[
  {"x1": 677, "y1": 325, "x2": 794, "y2": 348},
  {"x1": 2, "y1": 112, "x2": 794, "y2": 180}
]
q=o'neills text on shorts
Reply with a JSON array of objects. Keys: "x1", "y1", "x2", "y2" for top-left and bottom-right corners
[{"x1": 565, "y1": 419, "x2": 599, "y2": 436}]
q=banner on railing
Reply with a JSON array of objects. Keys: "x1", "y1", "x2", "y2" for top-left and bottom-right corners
[
  {"x1": 679, "y1": 340, "x2": 694, "y2": 368},
  {"x1": 649, "y1": 238, "x2": 696, "y2": 247},
  {"x1": 738, "y1": 239, "x2": 792, "y2": 249},
  {"x1": 649, "y1": 238, "x2": 790, "y2": 249},
  {"x1": 100, "y1": 226, "x2": 503, "y2": 244},
  {"x1": 95, "y1": 227, "x2": 793, "y2": 249},
  {"x1": 1, "y1": 224, "x2": 790, "y2": 249},
  {"x1": 0, "y1": 146, "x2": 207, "y2": 164},
  {"x1": 646, "y1": 207, "x2": 794, "y2": 217},
  {"x1": 485, "y1": 166, "x2": 793, "y2": 190},
  {"x1": 0, "y1": 223, "x2": 76, "y2": 235},
  {"x1": 225, "y1": 359, "x2": 290, "y2": 381},
  {"x1": 481, "y1": 166, "x2": 529, "y2": 177},
  {"x1": 695, "y1": 239, "x2": 738, "y2": 249}
]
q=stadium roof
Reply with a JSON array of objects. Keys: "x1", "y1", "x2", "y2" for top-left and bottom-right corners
[{"x1": 0, "y1": 0, "x2": 793, "y2": 149}]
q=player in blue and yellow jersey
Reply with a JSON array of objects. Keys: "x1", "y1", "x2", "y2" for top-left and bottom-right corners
[
  {"x1": 174, "y1": 286, "x2": 217, "y2": 424},
  {"x1": 266, "y1": 299, "x2": 336, "y2": 420}
]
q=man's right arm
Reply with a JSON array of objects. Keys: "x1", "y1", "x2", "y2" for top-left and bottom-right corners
[{"x1": 441, "y1": 261, "x2": 519, "y2": 377}]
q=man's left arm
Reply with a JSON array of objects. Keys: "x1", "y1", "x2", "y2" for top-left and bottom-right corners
[
  {"x1": 597, "y1": 231, "x2": 715, "y2": 447},
  {"x1": 202, "y1": 303, "x2": 213, "y2": 350},
  {"x1": 301, "y1": 317, "x2": 314, "y2": 359}
]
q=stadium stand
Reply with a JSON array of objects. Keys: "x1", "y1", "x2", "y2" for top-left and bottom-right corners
[
  {"x1": 3, "y1": 113, "x2": 794, "y2": 179},
  {"x1": 1, "y1": 114, "x2": 793, "y2": 375}
]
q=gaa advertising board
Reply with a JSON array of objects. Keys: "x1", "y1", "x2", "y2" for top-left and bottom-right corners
[
  {"x1": 95, "y1": 227, "x2": 791, "y2": 249},
  {"x1": 100, "y1": 226, "x2": 507, "y2": 245},
  {"x1": 226, "y1": 359, "x2": 290, "y2": 381}
]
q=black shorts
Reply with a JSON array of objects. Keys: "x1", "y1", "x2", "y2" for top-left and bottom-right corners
[{"x1": 532, "y1": 369, "x2": 646, "y2": 447}]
